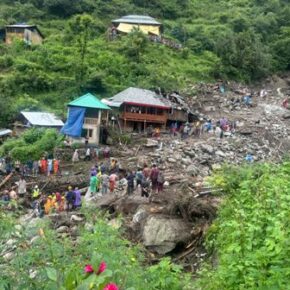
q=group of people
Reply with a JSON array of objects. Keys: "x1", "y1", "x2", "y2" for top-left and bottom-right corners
[
  {"x1": 0, "y1": 155, "x2": 60, "y2": 176},
  {"x1": 72, "y1": 146, "x2": 111, "y2": 163},
  {"x1": 88, "y1": 159, "x2": 165, "y2": 200}
]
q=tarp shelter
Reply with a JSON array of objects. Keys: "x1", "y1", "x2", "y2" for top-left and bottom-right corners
[
  {"x1": 0, "y1": 129, "x2": 12, "y2": 137},
  {"x1": 117, "y1": 23, "x2": 160, "y2": 35},
  {"x1": 61, "y1": 93, "x2": 110, "y2": 140}
]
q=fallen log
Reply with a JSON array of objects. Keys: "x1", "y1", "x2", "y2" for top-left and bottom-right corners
[{"x1": 0, "y1": 173, "x2": 13, "y2": 189}]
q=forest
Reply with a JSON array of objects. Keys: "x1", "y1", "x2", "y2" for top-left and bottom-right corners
[{"x1": 0, "y1": 0, "x2": 290, "y2": 126}]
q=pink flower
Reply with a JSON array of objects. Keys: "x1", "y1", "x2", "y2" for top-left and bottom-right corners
[
  {"x1": 97, "y1": 261, "x2": 107, "y2": 275},
  {"x1": 103, "y1": 283, "x2": 119, "y2": 290},
  {"x1": 84, "y1": 264, "x2": 94, "y2": 273}
]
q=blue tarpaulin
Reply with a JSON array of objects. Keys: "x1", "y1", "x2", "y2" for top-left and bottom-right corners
[{"x1": 61, "y1": 107, "x2": 86, "y2": 137}]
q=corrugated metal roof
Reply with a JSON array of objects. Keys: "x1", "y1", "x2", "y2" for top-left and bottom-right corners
[
  {"x1": 21, "y1": 112, "x2": 64, "y2": 127},
  {"x1": 106, "y1": 87, "x2": 171, "y2": 109},
  {"x1": 68, "y1": 93, "x2": 111, "y2": 110},
  {"x1": 0, "y1": 129, "x2": 12, "y2": 137},
  {"x1": 112, "y1": 15, "x2": 161, "y2": 25}
]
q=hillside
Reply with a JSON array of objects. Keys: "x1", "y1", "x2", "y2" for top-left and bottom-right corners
[{"x1": 0, "y1": 0, "x2": 290, "y2": 126}]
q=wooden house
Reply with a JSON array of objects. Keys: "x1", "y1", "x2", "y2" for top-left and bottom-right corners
[
  {"x1": 111, "y1": 15, "x2": 162, "y2": 36},
  {"x1": 102, "y1": 87, "x2": 171, "y2": 132},
  {"x1": 61, "y1": 93, "x2": 111, "y2": 145},
  {"x1": 5, "y1": 24, "x2": 44, "y2": 45}
]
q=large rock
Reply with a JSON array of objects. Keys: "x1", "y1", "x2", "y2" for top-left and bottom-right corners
[
  {"x1": 200, "y1": 144, "x2": 214, "y2": 154},
  {"x1": 146, "y1": 139, "x2": 159, "y2": 148},
  {"x1": 142, "y1": 216, "x2": 191, "y2": 254},
  {"x1": 186, "y1": 164, "x2": 199, "y2": 176}
]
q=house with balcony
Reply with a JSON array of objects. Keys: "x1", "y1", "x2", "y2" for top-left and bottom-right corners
[
  {"x1": 102, "y1": 87, "x2": 171, "y2": 132},
  {"x1": 61, "y1": 93, "x2": 110, "y2": 144}
]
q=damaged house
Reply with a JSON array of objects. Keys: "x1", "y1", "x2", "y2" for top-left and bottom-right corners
[{"x1": 102, "y1": 87, "x2": 197, "y2": 132}]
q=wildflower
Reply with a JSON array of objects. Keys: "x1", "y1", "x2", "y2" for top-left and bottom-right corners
[
  {"x1": 84, "y1": 264, "x2": 94, "y2": 273},
  {"x1": 103, "y1": 283, "x2": 119, "y2": 290},
  {"x1": 97, "y1": 261, "x2": 106, "y2": 275}
]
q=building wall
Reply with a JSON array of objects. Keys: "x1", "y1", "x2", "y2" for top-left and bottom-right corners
[{"x1": 5, "y1": 30, "x2": 43, "y2": 45}]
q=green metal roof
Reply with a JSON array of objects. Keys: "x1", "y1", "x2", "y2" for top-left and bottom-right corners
[{"x1": 68, "y1": 93, "x2": 111, "y2": 110}]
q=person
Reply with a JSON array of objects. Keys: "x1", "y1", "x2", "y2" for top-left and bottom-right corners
[
  {"x1": 90, "y1": 174, "x2": 97, "y2": 195},
  {"x1": 157, "y1": 171, "x2": 165, "y2": 193},
  {"x1": 17, "y1": 176, "x2": 27, "y2": 197},
  {"x1": 14, "y1": 160, "x2": 21, "y2": 173},
  {"x1": 100, "y1": 172, "x2": 109, "y2": 195},
  {"x1": 32, "y1": 160, "x2": 39, "y2": 177},
  {"x1": 85, "y1": 137, "x2": 89, "y2": 146},
  {"x1": 72, "y1": 149, "x2": 79, "y2": 163},
  {"x1": 109, "y1": 172, "x2": 118, "y2": 193},
  {"x1": 1, "y1": 190, "x2": 10, "y2": 203},
  {"x1": 143, "y1": 163, "x2": 151, "y2": 179},
  {"x1": 103, "y1": 146, "x2": 110, "y2": 159},
  {"x1": 150, "y1": 164, "x2": 159, "y2": 193},
  {"x1": 53, "y1": 159, "x2": 59, "y2": 175},
  {"x1": 55, "y1": 192, "x2": 64, "y2": 212},
  {"x1": 147, "y1": 125, "x2": 153, "y2": 137},
  {"x1": 245, "y1": 153, "x2": 254, "y2": 163},
  {"x1": 85, "y1": 147, "x2": 91, "y2": 161},
  {"x1": 141, "y1": 177, "x2": 150, "y2": 198},
  {"x1": 44, "y1": 196, "x2": 54, "y2": 214},
  {"x1": 153, "y1": 127, "x2": 160, "y2": 138},
  {"x1": 136, "y1": 168, "x2": 144, "y2": 189},
  {"x1": 41, "y1": 158, "x2": 47, "y2": 174},
  {"x1": 32, "y1": 185, "x2": 40, "y2": 199},
  {"x1": 126, "y1": 171, "x2": 135, "y2": 195},
  {"x1": 94, "y1": 147, "x2": 99, "y2": 161},
  {"x1": 90, "y1": 166, "x2": 97, "y2": 177},
  {"x1": 66, "y1": 186, "x2": 75, "y2": 211},
  {"x1": 47, "y1": 159, "x2": 53, "y2": 176},
  {"x1": 73, "y1": 187, "x2": 82, "y2": 209}
]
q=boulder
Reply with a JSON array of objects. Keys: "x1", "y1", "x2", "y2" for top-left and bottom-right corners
[
  {"x1": 215, "y1": 150, "x2": 226, "y2": 157},
  {"x1": 142, "y1": 216, "x2": 191, "y2": 254},
  {"x1": 56, "y1": 226, "x2": 69, "y2": 233},
  {"x1": 167, "y1": 158, "x2": 176, "y2": 163},
  {"x1": 186, "y1": 164, "x2": 199, "y2": 176},
  {"x1": 146, "y1": 139, "x2": 159, "y2": 148},
  {"x1": 200, "y1": 144, "x2": 214, "y2": 154}
]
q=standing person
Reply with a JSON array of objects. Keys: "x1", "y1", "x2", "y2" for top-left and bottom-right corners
[
  {"x1": 72, "y1": 149, "x2": 79, "y2": 163},
  {"x1": 157, "y1": 171, "x2": 165, "y2": 193},
  {"x1": 141, "y1": 177, "x2": 150, "y2": 198},
  {"x1": 136, "y1": 168, "x2": 144, "y2": 190},
  {"x1": 17, "y1": 176, "x2": 27, "y2": 198},
  {"x1": 126, "y1": 171, "x2": 135, "y2": 195},
  {"x1": 41, "y1": 158, "x2": 47, "y2": 174},
  {"x1": 53, "y1": 159, "x2": 59, "y2": 175},
  {"x1": 47, "y1": 159, "x2": 53, "y2": 176},
  {"x1": 150, "y1": 164, "x2": 159, "y2": 193},
  {"x1": 73, "y1": 187, "x2": 82, "y2": 209},
  {"x1": 103, "y1": 146, "x2": 110, "y2": 159},
  {"x1": 100, "y1": 172, "x2": 109, "y2": 195},
  {"x1": 143, "y1": 163, "x2": 151, "y2": 179},
  {"x1": 94, "y1": 146, "x2": 99, "y2": 162},
  {"x1": 14, "y1": 160, "x2": 21, "y2": 173},
  {"x1": 89, "y1": 174, "x2": 97, "y2": 195},
  {"x1": 85, "y1": 147, "x2": 91, "y2": 161},
  {"x1": 65, "y1": 186, "x2": 75, "y2": 211},
  {"x1": 109, "y1": 172, "x2": 118, "y2": 193}
]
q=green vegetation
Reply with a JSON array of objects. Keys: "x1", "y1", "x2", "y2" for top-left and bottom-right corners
[
  {"x1": 0, "y1": 208, "x2": 192, "y2": 289},
  {"x1": 0, "y1": 0, "x2": 290, "y2": 126},
  {"x1": 196, "y1": 162, "x2": 290, "y2": 289},
  {"x1": 0, "y1": 128, "x2": 63, "y2": 162}
]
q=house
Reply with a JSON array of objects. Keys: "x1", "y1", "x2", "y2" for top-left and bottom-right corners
[
  {"x1": 102, "y1": 87, "x2": 171, "y2": 132},
  {"x1": 4, "y1": 24, "x2": 44, "y2": 45},
  {"x1": 14, "y1": 112, "x2": 64, "y2": 133},
  {"x1": 167, "y1": 93, "x2": 199, "y2": 124},
  {"x1": 111, "y1": 15, "x2": 162, "y2": 36},
  {"x1": 61, "y1": 93, "x2": 111, "y2": 145},
  {"x1": 0, "y1": 129, "x2": 12, "y2": 143}
]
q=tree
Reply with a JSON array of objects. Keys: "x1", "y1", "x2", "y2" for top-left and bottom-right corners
[{"x1": 68, "y1": 14, "x2": 94, "y2": 88}]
